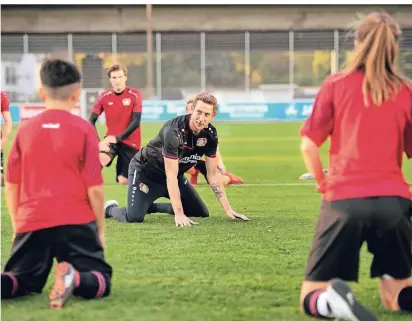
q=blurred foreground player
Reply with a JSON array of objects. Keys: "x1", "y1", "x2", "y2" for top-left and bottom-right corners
[
  {"x1": 184, "y1": 97, "x2": 244, "y2": 186},
  {"x1": 89, "y1": 64, "x2": 142, "y2": 185},
  {"x1": 299, "y1": 12, "x2": 412, "y2": 321},
  {"x1": 2, "y1": 59, "x2": 112, "y2": 308},
  {"x1": 1, "y1": 91, "x2": 12, "y2": 186},
  {"x1": 105, "y1": 93, "x2": 249, "y2": 226}
]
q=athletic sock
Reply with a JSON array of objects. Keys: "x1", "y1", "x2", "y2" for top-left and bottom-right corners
[
  {"x1": 398, "y1": 286, "x2": 412, "y2": 312},
  {"x1": 1, "y1": 273, "x2": 20, "y2": 299},
  {"x1": 303, "y1": 290, "x2": 333, "y2": 318}
]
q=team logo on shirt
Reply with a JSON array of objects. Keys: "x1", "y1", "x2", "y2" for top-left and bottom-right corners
[
  {"x1": 139, "y1": 183, "x2": 149, "y2": 193},
  {"x1": 122, "y1": 98, "x2": 131, "y2": 106},
  {"x1": 196, "y1": 138, "x2": 207, "y2": 147}
]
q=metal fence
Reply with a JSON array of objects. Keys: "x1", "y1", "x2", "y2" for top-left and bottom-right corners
[{"x1": 2, "y1": 29, "x2": 412, "y2": 102}]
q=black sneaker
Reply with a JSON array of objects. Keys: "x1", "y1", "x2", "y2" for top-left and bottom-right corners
[
  {"x1": 49, "y1": 262, "x2": 77, "y2": 309},
  {"x1": 326, "y1": 278, "x2": 378, "y2": 321},
  {"x1": 104, "y1": 200, "x2": 119, "y2": 218}
]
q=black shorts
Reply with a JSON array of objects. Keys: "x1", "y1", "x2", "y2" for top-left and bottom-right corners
[
  {"x1": 3, "y1": 222, "x2": 113, "y2": 294},
  {"x1": 104, "y1": 142, "x2": 138, "y2": 182},
  {"x1": 194, "y1": 160, "x2": 208, "y2": 182},
  {"x1": 305, "y1": 196, "x2": 412, "y2": 282},
  {"x1": 123, "y1": 158, "x2": 209, "y2": 223}
]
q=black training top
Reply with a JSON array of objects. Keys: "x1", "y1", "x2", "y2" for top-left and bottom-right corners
[{"x1": 133, "y1": 114, "x2": 218, "y2": 183}]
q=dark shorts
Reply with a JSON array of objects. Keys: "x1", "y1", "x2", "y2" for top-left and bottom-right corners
[
  {"x1": 1, "y1": 150, "x2": 3, "y2": 174},
  {"x1": 123, "y1": 158, "x2": 209, "y2": 223},
  {"x1": 305, "y1": 196, "x2": 412, "y2": 282},
  {"x1": 103, "y1": 142, "x2": 138, "y2": 182},
  {"x1": 3, "y1": 222, "x2": 113, "y2": 294}
]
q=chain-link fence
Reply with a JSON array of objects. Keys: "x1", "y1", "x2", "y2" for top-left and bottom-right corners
[{"x1": 2, "y1": 29, "x2": 412, "y2": 102}]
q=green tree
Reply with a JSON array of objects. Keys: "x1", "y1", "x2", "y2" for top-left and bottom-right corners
[{"x1": 312, "y1": 51, "x2": 332, "y2": 85}]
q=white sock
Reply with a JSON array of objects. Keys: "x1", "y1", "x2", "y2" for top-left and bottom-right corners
[{"x1": 317, "y1": 291, "x2": 333, "y2": 317}]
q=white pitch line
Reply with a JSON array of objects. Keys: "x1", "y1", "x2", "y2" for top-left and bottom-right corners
[
  {"x1": 104, "y1": 182, "x2": 316, "y2": 188},
  {"x1": 217, "y1": 183, "x2": 315, "y2": 187}
]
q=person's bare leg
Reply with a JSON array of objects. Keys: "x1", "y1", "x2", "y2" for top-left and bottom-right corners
[
  {"x1": 379, "y1": 277, "x2": 412, "y2": 311},
  {"x1": 99, "y1": 153, "x2": 112, "y2": 167}
]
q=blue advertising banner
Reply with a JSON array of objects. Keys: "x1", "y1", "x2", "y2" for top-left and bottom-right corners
[
  {"x1": 0, "y1": 104, "x2": 21, "y2": 124},
  {"x1": 7, "y1": 100, "x2": 314, "y2": 123},
  {"x1": 140, "y1": 99, "x2": 314, "y2": 122}
]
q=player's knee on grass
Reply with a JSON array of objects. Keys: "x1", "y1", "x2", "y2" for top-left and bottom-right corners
[
  {"x1": 126, "y1": 214, "x2": 145, "y2": 223},
  {"x1": 125, "y1": 206, "x2": 146, "y2": 223},
  {"x1": 379, "y1": 277, "x2": 412, "y2": 311},
  {"x1": 117, "y1": 175, "x2": 128, "y2": 185},
  {"x1": 187, "y1": 202, "x2": 209, "y2": 218},
  {"x1": 74, "y1": 272, "x2": 112, "y2": 299},
  {"x1": 199, "y1": 206, "x2": 209, "y2": 218},
  {"x1": 1, "y1": 273, "x2": 25, "y2": 299},
  {"x1": 185, "y1": 195, "x2": 209, "y2": 218}
]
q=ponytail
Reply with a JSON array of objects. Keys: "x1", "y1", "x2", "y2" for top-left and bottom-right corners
[{"x1": 344, "y1": 12, "x2": 406, "y2": 106}]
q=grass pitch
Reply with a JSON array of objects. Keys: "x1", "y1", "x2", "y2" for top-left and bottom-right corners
[{"x1": 1, "y1": 122, "x2": 411, "y2": 321}]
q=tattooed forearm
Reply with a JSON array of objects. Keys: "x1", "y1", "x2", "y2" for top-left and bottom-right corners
[
  {"x1": 208, "y1": 176, "x2": 232, "y2": 213},
  {"x1": 210, "y1": 182, "x2": 223, "y2": 199}
]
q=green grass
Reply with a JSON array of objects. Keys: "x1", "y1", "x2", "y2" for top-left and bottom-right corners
[{"x1": 1, "y1": 122, "x2": 412, "y2": 321}]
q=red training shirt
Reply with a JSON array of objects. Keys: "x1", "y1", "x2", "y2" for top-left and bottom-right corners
[
  {"x1": 1, "y1": 92, "x2": 10, "y2": 139},
  {"x1": 1, "y1": 91, "x2": 10, "y2": 113},
  {"x1": 92, "y1": 87, "x2": 142, "y2": 149},
  {"x1": 300, "y1": 70, "x2": 412, "y2": 201},
  {"x1": 6, "y1": 109, "x2": 103, "y2": 233}
]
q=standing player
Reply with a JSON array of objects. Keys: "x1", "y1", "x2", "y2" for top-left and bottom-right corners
[
  {"x1": 89, "y1": 64, "x2": 142, "y2": 185},
  {"x1": 1, "y1": 91, "x2": 12, "y2": 186},
  {"x1": 184, "y1": 97, "x2": 244, "y2": 186},
  {"x1": 1, "y1": 59, "x2": 113, "y2": 308},
  {"x1": 105, "y1": 93, "x2": 249, "y2": 226},
  {"x1": 298, "y1": 12, "x2": 412, "y2": 321}
]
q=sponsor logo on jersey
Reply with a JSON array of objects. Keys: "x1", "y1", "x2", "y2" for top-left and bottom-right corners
[
  {"x1": 122, "y1": 98, "x2": 131, "y2": 106},
  {"x1": 179, "y1": 154, "x2": 201, "y2": 164},
  {"x1": 196, "y1": 138, "x2": 207, "y2": 147}
]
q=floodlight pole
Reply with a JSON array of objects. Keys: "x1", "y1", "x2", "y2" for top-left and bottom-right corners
[{"x1": 146, "y1": 4, "x2": 153, "y2": 99}]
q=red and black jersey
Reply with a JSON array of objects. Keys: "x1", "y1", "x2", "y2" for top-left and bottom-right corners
[
  {"x1": 134, "y1": 114, "x2": 218, "y2": 183},
  {"x1": 92, "y1": 87, "x2": 142, "y2": 149}
]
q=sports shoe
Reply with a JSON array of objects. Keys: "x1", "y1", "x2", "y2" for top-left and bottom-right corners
[
  {"x1": 49, "y1": 262, "x2": 78, "y2": 309},
  {"x1": 326, "y1": 278, "x2": 377, "y2": 321},
  {"x1": 104, "y1": 200, "x2": 119, "y2": 218},
  {"x1": 299, "y1": 169, "x2": 329, "y2": 180}
]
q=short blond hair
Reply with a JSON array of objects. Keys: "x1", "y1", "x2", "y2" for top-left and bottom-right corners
[{"x1": 193, "y1": 93, "x2": 218, "y2": 113}]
